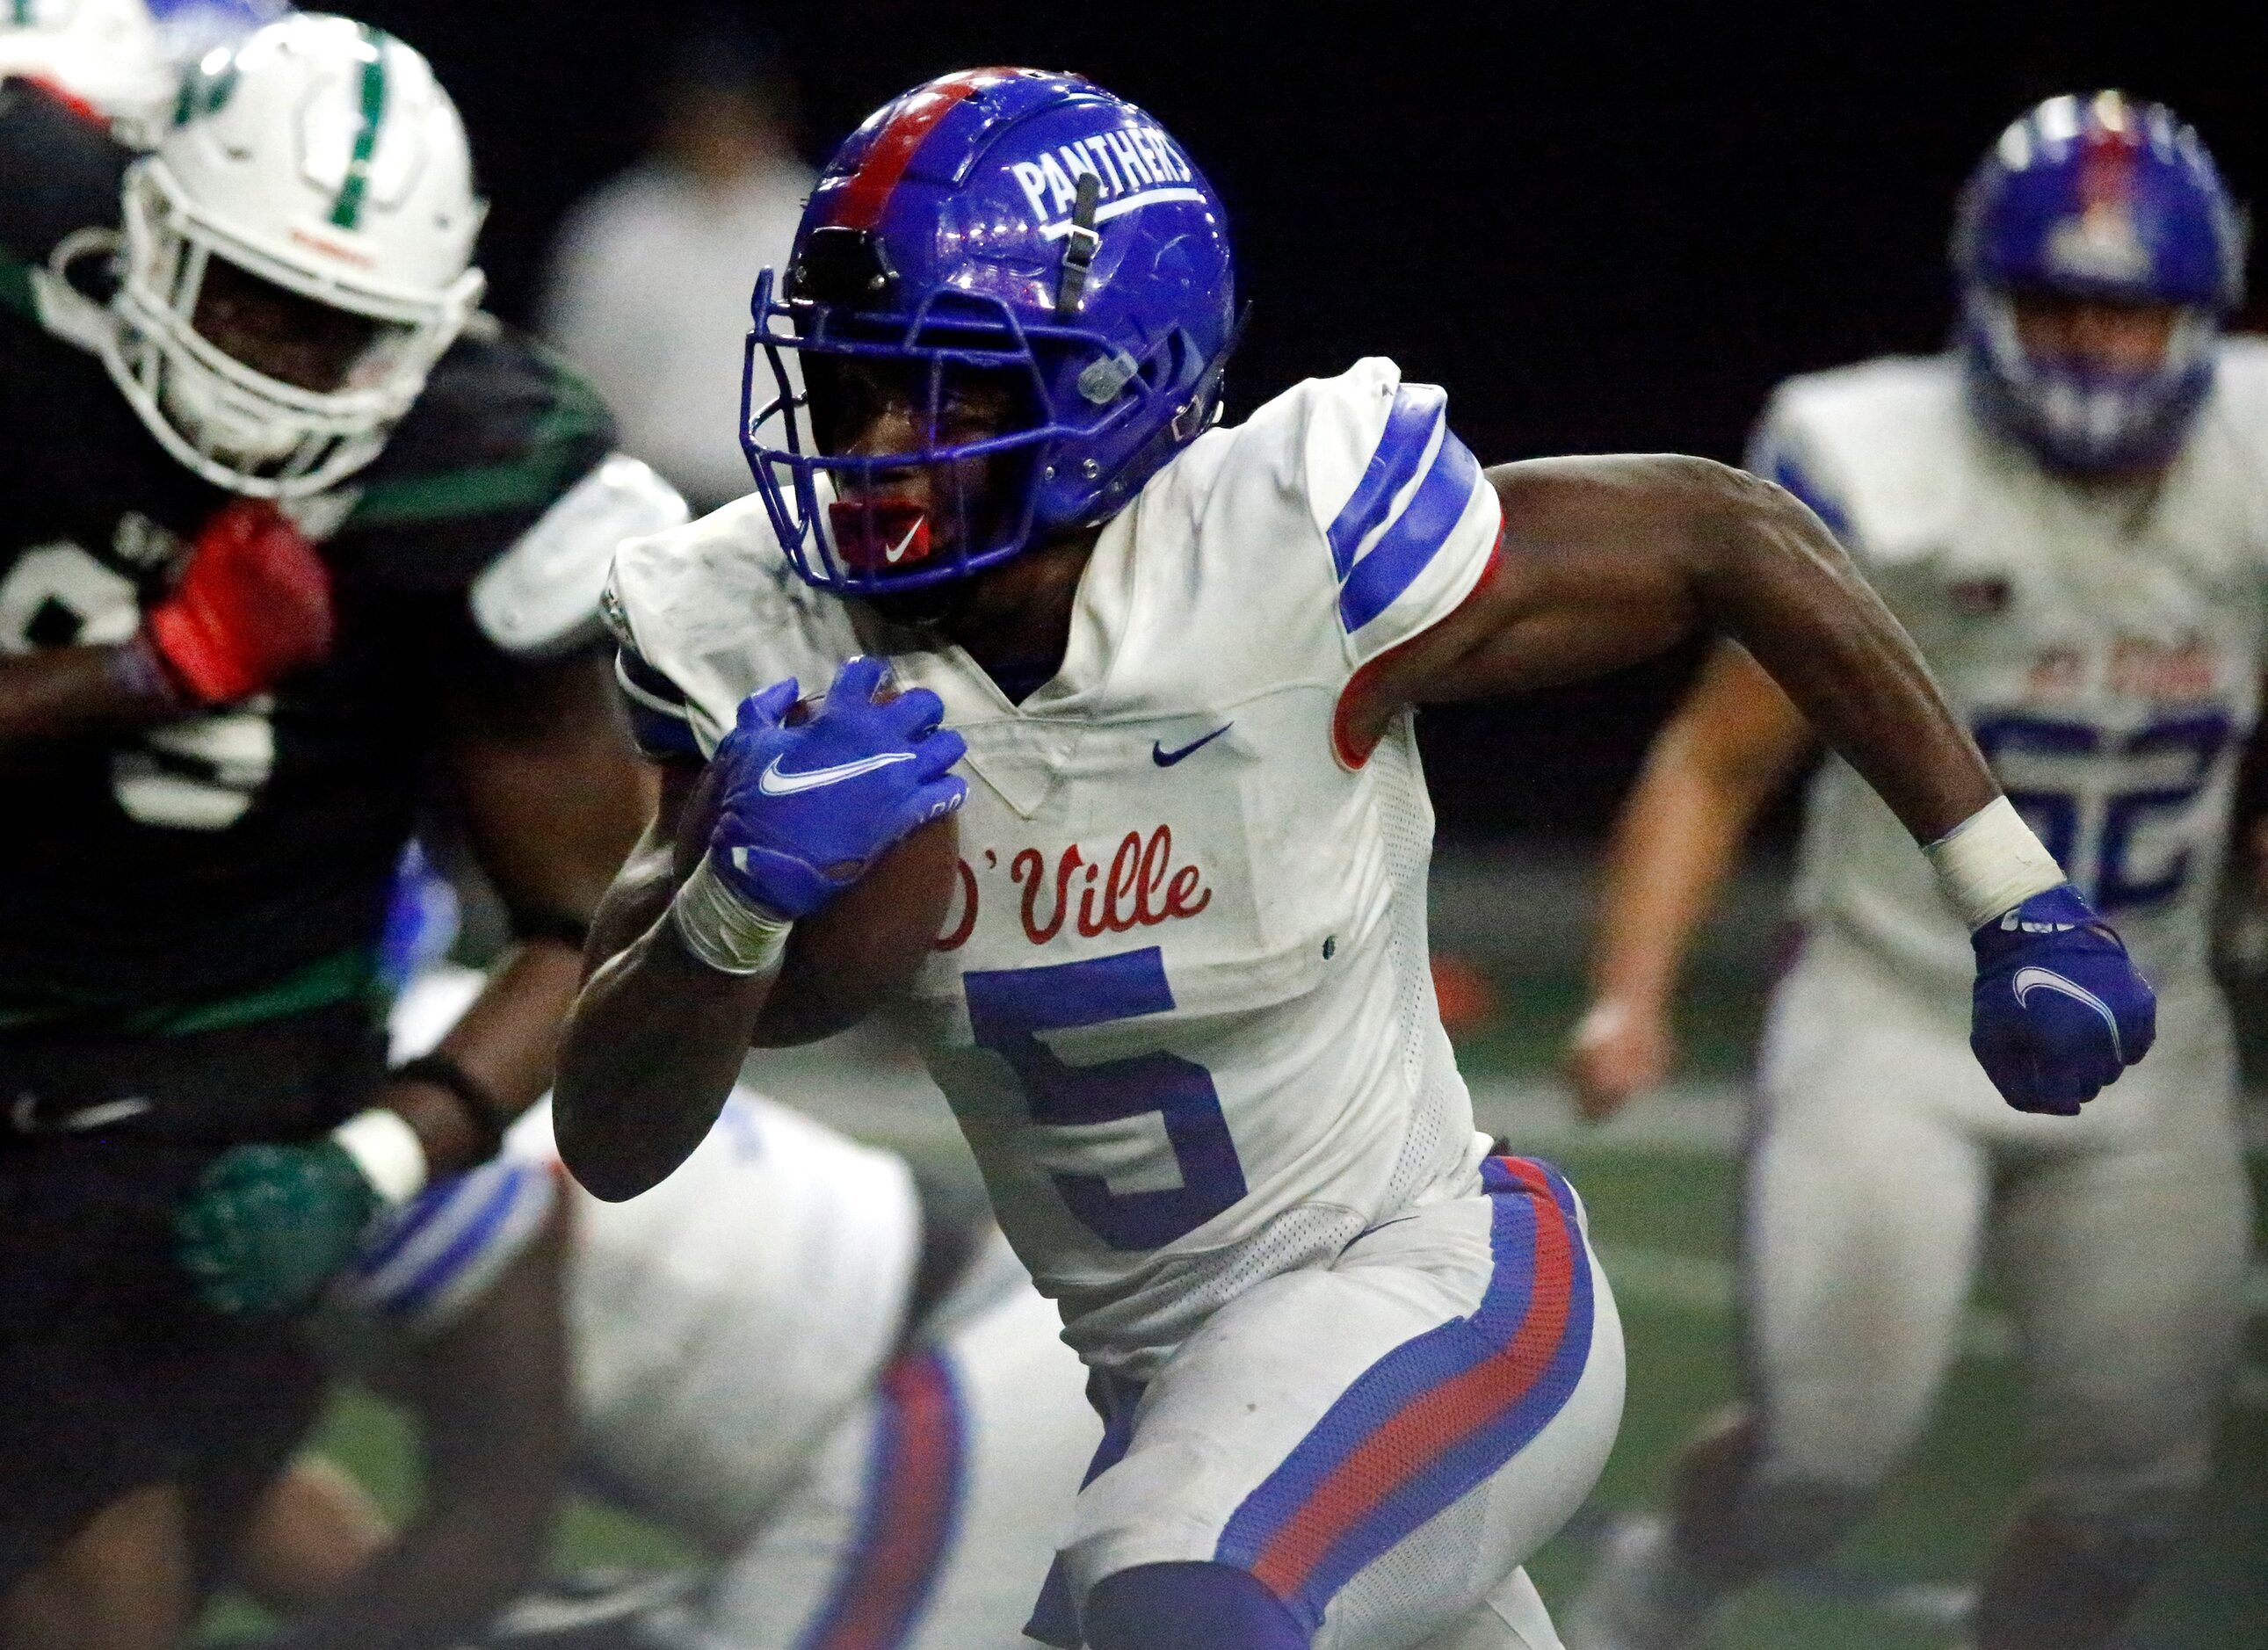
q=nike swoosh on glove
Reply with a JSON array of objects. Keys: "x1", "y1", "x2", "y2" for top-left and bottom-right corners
[
  {"x1": 175, "y1": 1139, "x2": 383, "y2": 1316},
  {"x1": 707, "y1": 655, "x2": 967, "y2": 918},
  {"x1": 1970, "y1": 884, "x2": 2156, "y2": 1116}
]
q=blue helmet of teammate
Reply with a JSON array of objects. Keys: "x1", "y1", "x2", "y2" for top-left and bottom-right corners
[
  {"x1": 1953, "y1": 90, "x2": 2248, "y2": 473},
  {"x1": 742, "y1": 68, "x2": 1238, "y2": 594}
]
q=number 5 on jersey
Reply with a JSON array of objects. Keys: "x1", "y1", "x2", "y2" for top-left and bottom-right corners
[{"x1": 965, "y1": 948, "x2": 1247, "y2": 1250}]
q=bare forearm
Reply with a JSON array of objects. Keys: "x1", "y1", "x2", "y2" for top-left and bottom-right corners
[
  {"x1": 1590, "y1": 737, "x2": 1757, "y2": 1013},
  {"x1": 0, "y1": 643, "x2": 180, "y2": 747},
  {"x1": 384, "y1": 939, "x2": 585, "y2": 1174},
  {"x1": 1591, "y1": 649, "x2": 1814, "y2": 1010},
  {"x1": 1686, "y1": 470, "x2": 1993, "y2": 843},
  {"x1": 1423, "y1": 459, "x2": 1995, "y2": 847},
  {"x1": 555, "y1": 908, "x2": 770, "y2": 1201}
]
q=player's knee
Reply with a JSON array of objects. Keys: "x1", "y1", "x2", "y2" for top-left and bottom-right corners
[
  {"x1": 3, "y1": 1486, "x2": 191, "y2": 1650},
  {"x1": 1083, "y1": 1561, "x2": 1308, "y2": 1650}
]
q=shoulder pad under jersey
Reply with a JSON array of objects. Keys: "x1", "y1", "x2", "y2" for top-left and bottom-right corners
[
  {"x1": 2199, "y1": 337, "x2": 2268, "y2": 474},
  {"x1": 472, "y1": 452, "x2": 689, "y2": 657},
  {"x1": 604, "y1": 494, "x2": 861, "y2": 756},
  {"x1": 1749, "y1": 354, "x2": 1969, "y2": 567},
  {"x1": 1251, "y1": 356, "x2": 1500, "y2": 667}
]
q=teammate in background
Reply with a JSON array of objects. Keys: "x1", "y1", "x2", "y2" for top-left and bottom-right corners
[
  {"x1": 228, "y1": 968, "x2": 1098, "y2": 1650},
  {"x1": 562, "y1": 69, "x2": 2152, "y2": 1650},
  {"x1": 1563, "y1": 93, "x2": 2257, "y2": 1650},
  {"x1": 540, "y1": 7, "x2": 815, "y2": 516},
  {"x1": 0, "y1": 15, "x2": 672, "y2": 1646}
]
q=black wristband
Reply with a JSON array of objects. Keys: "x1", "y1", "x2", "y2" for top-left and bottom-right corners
[{"x1": 388, "y1": 1053, "x2": 509, "y2": 1162}]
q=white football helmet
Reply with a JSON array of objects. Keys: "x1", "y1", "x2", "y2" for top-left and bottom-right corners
[
  {"x1": 103, "y1": 12, "x2": 487, "y2": 496},
  {"x1": 0, "y1": 0, "x2": 174, "y2": 144}
]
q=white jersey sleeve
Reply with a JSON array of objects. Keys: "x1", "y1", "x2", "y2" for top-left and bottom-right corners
[
  {"x1": 601, "y1": 495, "x2": 865, "y2": 761},
  {"x1": 337, "y1": 1143, "x2": 559, "y2": 1336},
  {"x1": 1282, "y1": 357, "x2": 1504, "y2": 674},
  {"x1": 1210, "y1": 358, "x2": 1502, "y2": 763}
]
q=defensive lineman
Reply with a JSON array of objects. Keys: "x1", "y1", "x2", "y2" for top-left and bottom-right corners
[
  {"x1": 0, "y1": 14, "x2": 672, "y2": 1643},
  {"x1": 559, "y1": 70, "x2": 2154, "y2": 1650},
  {"x1": 236, "y1": 967, "x2": 1098, "y2": 1650},
  {"x1": 1564, "y1": 93, "x2": 2257, "y2": 1650}
]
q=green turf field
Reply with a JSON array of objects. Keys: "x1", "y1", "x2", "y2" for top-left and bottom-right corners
[{"x1": 209, "y1": 952, "x2": 2267, "y2": 1647}]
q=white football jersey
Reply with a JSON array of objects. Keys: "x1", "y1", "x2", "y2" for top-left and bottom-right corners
[
  {"x1": 344, "y1": 1089, "x2": 923, "y2": 1550},
  {"x1": 606, "y1": 358, "x2": 1504, "y2": 1377},
  {"x1": 1758, "y1": 342, "x2": 2268, "y2": 1009}
]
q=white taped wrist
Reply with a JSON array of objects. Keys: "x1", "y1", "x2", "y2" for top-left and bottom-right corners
[
  {"x1": 1925, "y1": 795, "x2": 2065, "y2": 930},
  {"x1": 331, "y1": 1108, "x2": 429, "y2": 1206},
  {"x1": 670, "y1": 856, "x2": 793, "y2": 976}
]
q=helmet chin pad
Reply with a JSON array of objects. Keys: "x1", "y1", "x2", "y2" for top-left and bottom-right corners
[{"x1": 827, "y1": 499, "x2": 936, "y2": 573}]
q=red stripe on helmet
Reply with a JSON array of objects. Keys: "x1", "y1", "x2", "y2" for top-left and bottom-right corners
[
  {"x1": 2077, "y1": 99, "x2": 2143, "y2": 211},
  {"x1": 832, "y1": 67, "x2": 1025, "y2": 231}
]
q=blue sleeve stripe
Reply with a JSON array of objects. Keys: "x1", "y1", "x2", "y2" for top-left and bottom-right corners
[
  {"x1": 627, "y1": 699, "x2": 702, "y2": 758},
  {"x1": 1337, "y1": 427, "x2": 1483, "y2": 634},
  {"x1": 380, "y1": 1162, "x2": 534, "y2": 1320},
  {"x1": 1326, "y1": 383, "x2": 1447, "y2": 580},
  {"x1": 353, "y1": 1170, "x2": 481, "y2": 1279}
]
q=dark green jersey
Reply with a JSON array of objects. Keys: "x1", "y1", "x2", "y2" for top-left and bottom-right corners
[{"x1": 0, "y1": 81, "x2": 615, "y2": 1025}]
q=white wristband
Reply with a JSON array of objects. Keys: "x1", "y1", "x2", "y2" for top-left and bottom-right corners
[
  {"x1": 1924, "y1": 795, "x2": 2066, "y2": 930},
  {"x1": 670, "y1": 856, "x2": 794, "y2": 976},
  {"x1": 331, "y1": 1108, "x2": 430, "y2": 1206}
]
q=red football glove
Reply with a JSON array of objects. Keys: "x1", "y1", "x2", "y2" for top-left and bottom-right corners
[{"x1": 141, "y1": 501, "x2": 335, "y2": 706}]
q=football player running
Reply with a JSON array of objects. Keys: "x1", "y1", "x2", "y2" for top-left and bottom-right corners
[
  {"x1": 225, "y1": 968, "x2": 1098, "y2": 1650},
  {"x1": 559, "y1": 70, "x2": 2155, "y2": 1650},
  {"x1": 0, "y1": 13, "x2": 672, "y2": 1646},
  {"x1": 1562, "y1": 94, "x2": 2257, "y2": 1650}
]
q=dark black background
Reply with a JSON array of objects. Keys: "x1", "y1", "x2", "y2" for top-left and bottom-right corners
[{"x1": 358, "y1": 0, "x2": 2253, "y2": 839}]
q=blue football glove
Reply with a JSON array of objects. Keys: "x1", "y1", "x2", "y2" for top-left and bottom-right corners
[
  {"x1": 708, "y1": 655, "x2": 967, "y2": 918},
  {"x1": 1970, "y1": 884, "x2": 2156, "y2": 1116}
]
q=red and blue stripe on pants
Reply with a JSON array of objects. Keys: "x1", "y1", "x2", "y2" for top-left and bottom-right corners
[
  {"x1": 795, "y1": 1348, "x2": 967, "y2": 1650},
  {"x1": 1212, "y1": 1154, "x2": 1595, "y2": 1634}
]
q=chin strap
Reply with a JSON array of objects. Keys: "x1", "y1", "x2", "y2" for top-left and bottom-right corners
[{"x1": 1055, "y1": 171, "x2": 1103, "y2": 319}]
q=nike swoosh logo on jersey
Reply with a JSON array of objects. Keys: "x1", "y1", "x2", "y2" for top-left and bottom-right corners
[
  {"x1": 1152, "y1": 724, "x2": 1232, "y2": 767},
  {"x1": 2011, "y1": 966, "x2": 2122, "y2": 1061},
  {"x1": 756, "y1": 750, "x2": 916, "y2": 796}
]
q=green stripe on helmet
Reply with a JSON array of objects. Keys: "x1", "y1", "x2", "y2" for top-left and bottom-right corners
[{"x1": 329, "y1": 25, "x2": 391, "y2": 230}]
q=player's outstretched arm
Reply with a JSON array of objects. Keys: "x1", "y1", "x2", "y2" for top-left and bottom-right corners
[
  {"x1": 0, "y1": 500, "x2": 333, "y2": 748},
  {"x1": 1366, "y1": 455, "x2": 1990, "y2": 840},
  {"x1": 1568, "y1": 645, "x2": 1814, "y2": 1120},
  {"x1": 555, "y1": 657, "x2": 967, "y2": 1201},
  {"x1": 1362, "y1": 454, "x2": 2155, "y2": 1115},
  {"x1": 173, "y1": 650, "x2": 650, "y2": 1318}
]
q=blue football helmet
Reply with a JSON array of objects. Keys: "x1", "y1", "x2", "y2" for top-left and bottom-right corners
[
  {"x1": 1953, "y1": 90, "x2": 2248, "y2": 473},
  {"x1": 741, "y1": 68, "x2": 1238, "y2": 594}
]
